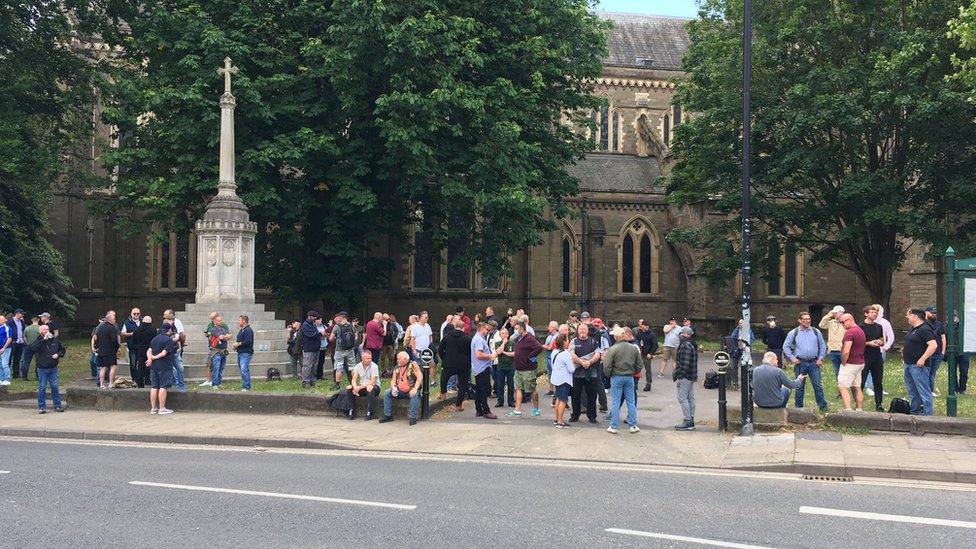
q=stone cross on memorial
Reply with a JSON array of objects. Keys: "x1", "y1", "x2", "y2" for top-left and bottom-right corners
[{"x1": 217, "y1": 56, "x2": 238, "y2": 95}]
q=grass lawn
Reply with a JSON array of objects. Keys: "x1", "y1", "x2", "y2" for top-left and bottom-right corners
[
  {"x1": 5, "y1": 338, "x2": 93, "y2": 394},
  {"x1": 788, "y1": 355, "x2": 975, "y2": 418}
]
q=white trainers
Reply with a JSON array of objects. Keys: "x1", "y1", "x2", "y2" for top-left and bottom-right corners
[
  {"x1": 0, "y1": 380, "x2": 10, "y2": 386},
  {"x1": 198, "y1": 381, "x2": 212, "y2": 387},
  {"x1": 865, "y1": 388, "x2": 875, "y2": 396},
  {"x1": 606, "y1": 427, "x2": 618, "y2": 435},
  {"x1": 157, "y1": 408, "x2": 174, "y2": 415},
  {"x1": 240, "y1": 388, "x2": 249, "y2": 392},
  {"x1": 629, "y1": 426, "x2": 640, "y2": 434},
  {"x1": 150, "y1": 408, "x2": 158, "y2": 415}
]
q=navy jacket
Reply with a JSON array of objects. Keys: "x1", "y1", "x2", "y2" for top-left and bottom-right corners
[{"x1": 299, "y1": 320, "x2": 321, "y2": 352}]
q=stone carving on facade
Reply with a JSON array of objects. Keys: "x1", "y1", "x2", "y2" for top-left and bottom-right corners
[
  {"x1": 241, "y1": 238, "x2": 250, "y2": 268},
  {"x1": 222, "y1": 239, "x2": 236, "y2": 266},
  {"x1": 206, "y1": 239, "x2": 218, "y2": 266}
]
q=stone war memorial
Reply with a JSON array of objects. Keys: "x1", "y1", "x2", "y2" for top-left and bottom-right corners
[{"x1": 175, "y1": 58, "x2": 289, "y2": 379}]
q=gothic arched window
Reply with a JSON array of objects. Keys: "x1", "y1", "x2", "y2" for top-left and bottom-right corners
[
  {"x1": 618, "y1": 218, "x2": 660, "y2": 295},
  {"x1": 150, "y1": 230, "x2": 196, "y2": 290},
  {"x1": 612, "y1": 110, "x2": 621, "y2": 152},
  {"x1": 767, "y1": 240, "x2": 803, "y2": 297},
  {"x1": 663, "y1": 113, "x2": 671, "y2": 147}
]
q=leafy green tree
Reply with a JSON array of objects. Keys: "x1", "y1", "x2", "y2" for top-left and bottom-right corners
[
  {"x1": 668, "y1": 0, "x2": 976, "y2": 308},
  {"x1": 0, "y1": 1, "x2": 96, "y2": 316},
  {"x1": 96, "y1": 0, "x2": 607, "y2": 309}
]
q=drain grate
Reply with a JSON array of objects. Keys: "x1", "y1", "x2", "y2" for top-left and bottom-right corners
[{"x1": 802, "y1": 474, "x2": 853, "y2": 482}]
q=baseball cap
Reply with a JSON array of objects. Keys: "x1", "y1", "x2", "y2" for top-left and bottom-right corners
[
  {"x1": 40, "y1": 312, "x2": 51, "y2": 318},
  {"x1": 569, "y1": 310, "x2": 579, "y2": 317},
  {"x1": 765, "y1": 315, "x2": 776, "y2": 321},
  {"x1": 924, "y1": 306, "x2": 937, "y2": 314},
  {"x1": 337, "y1": 311, "x2": 349, "y2": 318},
  {"x1": 160, "y1": 323, "x2": 175, "y2": 333},
  {"x1": 580, "y1": 311, "x2": 591, "y2": 319},
  {"x1": 307, "y1": 310, "x2": 322, "y2": 319},
  {"x1": 14, "y1": 308, "x2": 25, "y2": 314},
  {"x1": 680, "y1": 326, "x2": 694, "y2": 336},
  {"x1": 830, "y1": 305, "x2": 845, "y2": 314},
  {"x1": 592, "y1": 318, "x2": 604, "y2": 327}
]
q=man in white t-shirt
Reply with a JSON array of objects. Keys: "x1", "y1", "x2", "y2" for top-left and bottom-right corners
[
  {"x1": 163, "y1": 309, "x2": 187, "y2": 392},
  {"x1": 346, "y1": 350, "x2": 380, "y2": 420},
  {"x1": 411, "y1": 311, "x2": 435, "y2": 384}
]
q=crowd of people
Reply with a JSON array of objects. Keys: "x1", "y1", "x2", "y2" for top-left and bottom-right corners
[
  {"x1": 2, "y1": 299, "x2": 969, "y2": 424},
  {"x1": 748, "y1": 304, "x2": 968, "y2": 416}
]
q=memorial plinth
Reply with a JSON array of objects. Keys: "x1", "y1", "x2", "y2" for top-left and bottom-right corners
[{"x1": 177, "y1": 57, "x2": 289, "y2": 379}]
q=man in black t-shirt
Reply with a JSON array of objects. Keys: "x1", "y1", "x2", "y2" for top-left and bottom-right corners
[
  {"x1": 924, "y1": 307, "x2": 947, "y2": 397},
  {"x1": 902, "y1": 309, "x2": 937, "y2": 415},
  {"x1": 92, "y1": 311, "x2": 120, "y2": 389},
  {"x1": 147, "y1": 323, "x2": 177, "y2": 415},
  {"x1": 859, "y1": 305, "x2": 886, "y2": 411}
]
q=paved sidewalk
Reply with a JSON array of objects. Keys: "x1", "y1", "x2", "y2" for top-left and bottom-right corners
[{"x1": 1, "y1": 407, "x2": 974, "y2": 483}]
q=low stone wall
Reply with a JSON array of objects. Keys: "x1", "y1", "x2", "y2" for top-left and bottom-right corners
[
  {"x1": 727, "y1": 405, "x2": 817, "y2": 431},
  {"x1": 826, "y1": 410, "x2": 976, "y2": 437},
  {"x1": 66, "y1": 385, "x2": 445, "y2": 419}
]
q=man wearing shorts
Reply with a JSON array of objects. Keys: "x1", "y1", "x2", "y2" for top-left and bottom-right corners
[
  {"x1": 147, "y1": 323, "x2": 176, "y2": 415},
  {"x1": 839, "y1": 313, "x2": 866, "y2": 411},
  {"x1": 93, "y1": 310, "x2": 120, "y2": 388},
  {"x1": 510, "y1": 321, "x2": 544, "y2": 417},
  {"x1": 659, "y1": 317, "x2": 680, "y2": 377}
]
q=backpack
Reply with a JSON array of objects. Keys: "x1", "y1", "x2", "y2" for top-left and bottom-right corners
[
  {"x1": 266, "y1": 367, "x2": 281, "y2": 381},
  {"x1": 703, "y1": 370, "x2": 720, "y2": 389},
  {"x1": 888, "y1": 397, "x2": 911, "y2": 415},
  {"x1": 328, "y1": 391, "x2": 353, "y2": 412},
  {"x1": 336, "y1": 323, "x2": 355, "y2": 351}
]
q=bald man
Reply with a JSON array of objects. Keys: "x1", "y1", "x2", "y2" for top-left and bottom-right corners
[{"x1": 839, "y1": 313, "x2": 866, "y2": 411}]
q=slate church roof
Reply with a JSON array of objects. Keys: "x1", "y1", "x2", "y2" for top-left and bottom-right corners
[
  {"x1": 597, "y1": 12, "x2": 691, "y2": 71},
  {"x1": 564, "y1": 154, "x2": 662, "y2": 193}
]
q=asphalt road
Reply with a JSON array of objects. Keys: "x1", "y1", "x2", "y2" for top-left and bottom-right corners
[{"x1": 1, "y1": 438, "x2": 974, "y2": 548}]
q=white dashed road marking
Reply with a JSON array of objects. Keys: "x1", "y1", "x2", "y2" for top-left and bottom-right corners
[
  {"x1": 799, "y1": 506, "x2": 976, "y2": 529},
  {"x1": 606, "y1": 528, "x2": 774, "y2": 548},
  {"x1": 128, "y1": 481, "x2": 416, "y2": 510}
]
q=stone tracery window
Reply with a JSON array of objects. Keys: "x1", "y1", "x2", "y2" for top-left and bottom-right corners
[
  {"x1": 560, "y1": 228, "x2": 578, "y2": 294},
  {"x1": 150, "y1": 230, "x2": 196, "y2": 290},
  {"x1": 617, "y1": 218, "x2": 659, "y2": 295},
  {"x1": 766, "y1": 240, "x2": 802, "y2": 297}
]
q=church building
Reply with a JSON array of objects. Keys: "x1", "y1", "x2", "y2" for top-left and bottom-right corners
[{"x1": 46, "y1": 12, "x2": 937, "y2": 335}]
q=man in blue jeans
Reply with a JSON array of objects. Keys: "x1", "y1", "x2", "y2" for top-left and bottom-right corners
[
  {"x1": 379, "y1": 352, "x2": 424, "y2": 425},
  {"x1": 602, "y1": 326, "x2": 641, "y2": 434},
  {"x1": 903, "y1": 309, "x2": 937, "y2": 415},
  {"x1": 783, "y1": 312, "x2": 828, "y2": 411},
  {"x1": 207, "y1": 314, "x2": 231, "y2": 388},
  {"x1": 924, "y1": 307, "x2": 946, "y2": 397},
  {"x1": 30, "y1": 324, "x2": 66, "y2": 413},
  {"x1": 233, "y1": 315, "x2": 254, "y2": 392}
]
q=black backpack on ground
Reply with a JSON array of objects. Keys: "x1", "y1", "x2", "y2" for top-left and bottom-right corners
[
  {"x1": 703, "y1": 370, "x2": 720, "y2": 390},
  {"x1": 888, "y1": 397, "x2": 911, "y2": 414},
  {"x1": 328, "y1": 391, "x2": 353, "y2": 412},
  {"x1": 266, "y1": 367, "x2": 281, "y2": 381}
]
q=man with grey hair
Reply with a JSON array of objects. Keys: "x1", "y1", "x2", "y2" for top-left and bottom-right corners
[
  {"x1": 672, "y1": 326, "x2": 698, "y2": 431},
  {"x1": 752, "y1": 351, "x2": 807, "y2": 409}
]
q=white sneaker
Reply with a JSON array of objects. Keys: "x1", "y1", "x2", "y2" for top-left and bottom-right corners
[
  {"x1": 932, "y1": 391, "x2": 939, "y2": 397},
  {"x1": 882, "y1": 390, "x2": 890, "y2": 395},
  {"x1": 865, "y1": 388, "x2": 875, "y2": 396},
  {"x1": 150, "y1": 408, "x2": 158, "y2": 415},
  {"x1": 629, "y1": 426, "x2": 640, "y2": 434},
  {"x1": 0, "y1": 381, "x2": 10, "y2": 386},
  {"x1": 157, "y1": 408, "x2": 174, "y2": 415},
  {"x1": 241, "y1": 388, "x2": 249, "y2": 392},
  {"x1": 606, "y1": 427, "x2": 618, "y2": 434},
  {"x1": 198, "y1": 381, "x2": 212, "y2": 387}
]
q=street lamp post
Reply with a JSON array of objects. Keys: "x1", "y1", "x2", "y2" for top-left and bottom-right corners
[{"x1": 739, "y1": 0, "x2": 755, "y2": 436}]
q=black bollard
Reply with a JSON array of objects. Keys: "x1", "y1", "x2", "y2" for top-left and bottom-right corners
[
  {"x1": 718, "y1": 367, "x2": 728, "y2": 431},
  {"x1": 421, "y1": 363, "x2": 431, "y2": 419}
]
